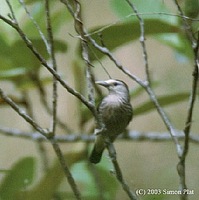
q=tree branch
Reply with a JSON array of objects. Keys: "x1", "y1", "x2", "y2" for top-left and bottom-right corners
[
  {"x1": 1, "y1": 126, "x2": 199, "y2": 144},
  {"x1": 60, "y1": 0, "x2": 97, "y2": 119},
  {"x1": 104, "y1": 138, "x2": 138, "y2": 200},
  {"x1": 0, "y1": 14, "x2": 95, "y2": 117},
  {"x1": 125, "y1": 0, "x2": 150, "y2": 84},
  {"x1": 173, "y1": 1, "x2": 199, "y2": 199},
  {"x1": 0, "y1": 88, "x2": 48, "y2": 136},
  {"x1": 86, "y1": 24, "x2": 182, "y2": 157},
  {"x1": 50, "y1": 140, "x2": 82, "y2": 200},
  {"x1": 18, "y1": 0, "x2": 49, "y2": 52},
  {"x1": 45, "y1": 0, "x2": 58, "y2": 135}
]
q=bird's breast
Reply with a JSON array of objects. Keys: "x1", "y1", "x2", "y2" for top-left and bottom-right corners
[{"x1": 98, "y1": 95, "x2": 133, "y2": 138}]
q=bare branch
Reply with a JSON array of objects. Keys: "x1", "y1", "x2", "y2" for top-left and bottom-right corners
[
  {"x1": 1, "y1": 3, "x2": 86, "y2": 198},
  {"x1": 86, "y1": 27, "x2": 182, "y2": 157},
  {"x1": 18, "y1": 0, "x2": 60, "y2": 132},
  {"x1": 36, "y1": 141, "x2": 50, "y2": 172},
  {"x1": 105, "y1": 138, "x2": 138, "y2": 200},
  {"x1": 173, "y1": 0, "x2": 196, "y2": 43},
  {"x1": 5, "y1": 0, "x2": 17, "y2": 23},
  {"x1": 50, "y1": 140, "x2": 82, "y2": 200},
  {"x1": 1, "y1": 126, "x2": 199, "y2": 144},
  {"x1": 31, "y1": 76, "x2": 72, "y2": 132},
  {"x1": 18, "y1": 0, "x2": 50, "y2": 53},
  {"x1": 22, "y1": 91, "x2": 50, "y2": 172},
  {"x1": 173, "y1": 1, "x2": 199, "y2": 199},
  {"x1": 87, "y1": 34, "x2": 146, "y2": 87},
  {"x1": 125, "y1": 0, "x2": 150, "y2": 84},
  {"x1": 45, "y1": 0, "x2": 58, "y2": 135},
  {"x1": 1, "y1": 1, "x2": 198, "y2": 200},
  {"x1": 0, "y1": 88, "x2": 47, "y2": 136},
  {"x1": 123, "y1": 0, "x2": 183, "y2": 161},
  {"x1": 68, "y1": 1, "x2": 139, "y2": 197},
  {"x1": 0, "y1": 13, "x2": 95, "y2": 117},
  {"x1": 85, "y1": 12, "x2": 199, "y2": 38},
  {"x1": 60, "y1": 0, "x2": 97, "y2": 116},
  {"x1": 145, "y1": 86, "x2": 182, "y2": 155}
]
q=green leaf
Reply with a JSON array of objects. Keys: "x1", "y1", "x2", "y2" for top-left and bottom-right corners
[
  {"x1": 184, "y1": 0, "x2": 199, "y2": 18},
  {"x1": 9, "y1": 39, "x2": 67, "y2": 70},
  {"x1": 0, "y1": 169, "x2": 11, "y2": 173},
  {"x1": 0, "y1": 68, "x2": 28, "y2": 79},
  {"x1": 0, "y1": 38, "x2": 67, "y2": 80},
  {"x1": 134, "y1": 93, "x2": 190, "y2": 116},
  {"x1": 22, "y1": 150, "x2": 85, "y2": 200},
  {"x1": 83, "y1": 0, "x2": 193, "y2": 61},
  {"x1": 110, "y1": 0, "x2": 194, "y2": 60},
  {"x1": 156, "y1": 33, "x2": 193, "y2": 60},
  {"x1": 0, "y1": 34, "x2": 10, "y2": 56},
  {"x1": 71, "y1": 161, "x2": 118, "y2": 199},
  {"x1": 110, "y1": 0, "x2": 172, "y2": 23},
  {"x1": 0, "y1": 157, "x2": 35, "y2": 200},
  {"x1": 22, "y1": 2, "x2": 71, "y2": 36},
  {"x1": 17, "y1": 77, "x2": 52, "y2": 90},
  {"x1": 23, "y1": 0, "x2": 45, "y2": 4},
  {"x1": 86, "y1": 19, "x2": 180, "y2": 61}
]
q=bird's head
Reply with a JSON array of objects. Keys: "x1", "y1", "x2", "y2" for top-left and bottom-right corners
[{"x1": 96, "y1": 79, "x2": 130, "y2": 100}]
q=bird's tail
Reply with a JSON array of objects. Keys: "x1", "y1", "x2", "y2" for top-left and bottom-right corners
[
  {"x1": 89, "y1": 135, "x2": 105, "y2": 164},
  {"x1": 89, "y1": 146, "x2": 104, "y2": 164}
]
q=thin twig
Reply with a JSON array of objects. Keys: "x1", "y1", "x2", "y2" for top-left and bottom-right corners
[
  {"x1": 22, "y1": 91, "x2": 50, "y2": 171},
  {"x1": 105, "y1": 139, "x2": 138, "y2": 200},
  {"x1": 87, "y1": 34, "x2": 146, "y2": 87},
  {"x1": 1, "y1": 79, "x2": 80, "y2": 199},
  {"x1": 0, "y1": 88, "x2": 47, "y2": 136},
  {"x1": 125, "y1": 0, "x2": 150, "y2": 84},
  {"x1": 1, "y1": 3, "x2": 85, "y2": 198},
  {"x1": 5, "y1": 0, "x2": 17, "y2": 23},
  {"x1": 173, "y1": 0, "x2": 196, "y2": 43},
  {"x1": 173, "y1": 2, "x2": 199, "y2": 159},
  {"x1": 61, "y1": 1, "x2": 138, "y2": 198},
  {"x1": 45, "y1": 2, "x2": 82, "y2": 198},
  {"x1": 0, "y1": 96, "x2": 26, "y2": 106},
  {"x1": 1, "y1": 126, "x2": 199, "y2": 144},
  {"x1": 45, "y1": 0, "x2": 58, "y2": 136},
  {"x1": 30, "y1": 74, "x2": 72, "y2": 132},
  {"x1": 60, "y1": 0, "x2": 96, "y2": 112},
  {"x1": 18, "y1": 0, "x2": 50, "y2": 53},
  {"x1": 84, "y1": 12, "x2": 199, "y2": 37},
  {"x1": 145, "y1": 86, "x2": 182, "y2": 155},
  {"x1": 74, "y1": 0, "x2": 96, "y2": 108},
  {"x1": 124, "y1": 0, "x2": 183, "y2": 159},
  {"x1": 86, "y1": 30, "x2": 182, "y2": 156},
  {"x1": 0, "y1": 15, "x2": 96, "y2": 117},
  {"x1": 50, "y1": 140, "x2": 82, "y2": 200},
  {"x1": 36, "y1": 141, "x2": 50, "y2": 172},
  {"x1": 18, "y1": 0, "x2": 70, "y2": 132},
  {"x1": 173, "y1": 2, "x2": 199, "y2": 200}
]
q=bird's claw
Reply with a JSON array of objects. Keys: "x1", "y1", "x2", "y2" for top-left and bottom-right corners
[{"x1": 94, "y1": 127, "x2": 107, "y2": 135}]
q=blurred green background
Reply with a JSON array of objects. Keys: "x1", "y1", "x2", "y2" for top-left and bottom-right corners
[{"x1": 0, "y1": 0, "x2": 198, "y2": 199}]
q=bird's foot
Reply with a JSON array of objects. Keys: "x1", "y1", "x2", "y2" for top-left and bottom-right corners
[{"x1": 94, "y1": 127, "x2": 107, "y2": 135}]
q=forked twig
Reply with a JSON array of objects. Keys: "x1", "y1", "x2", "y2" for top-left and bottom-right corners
[{"x1": 173, "y1": 1, "x2": 199, "y2": 199}]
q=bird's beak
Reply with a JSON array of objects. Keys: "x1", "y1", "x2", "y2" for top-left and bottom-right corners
[{"x1": 95, "y1": 80, "x2": 109, "y2": 87}]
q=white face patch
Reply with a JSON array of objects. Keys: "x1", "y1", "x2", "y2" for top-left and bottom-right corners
[{"x1": 105, "y1": 79, "x2": 120, "y2": 85}]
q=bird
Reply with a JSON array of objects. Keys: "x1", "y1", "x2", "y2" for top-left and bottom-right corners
[{"x1": 89, "y1": 79, "x2": 133, "y2": 164}]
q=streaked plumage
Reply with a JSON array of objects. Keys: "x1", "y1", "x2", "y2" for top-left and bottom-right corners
[{"x1": 89, "y1": 79, "x2": 133, "y2": 164}]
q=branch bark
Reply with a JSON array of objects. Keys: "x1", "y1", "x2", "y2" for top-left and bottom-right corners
[{"x1": 173, "y1": 1, "x2": 199, "y2": 199}]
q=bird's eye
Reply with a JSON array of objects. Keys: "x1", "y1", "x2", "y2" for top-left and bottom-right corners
[{"x1": 113, "y1": 82, "x2": 118, "y2": 86}]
